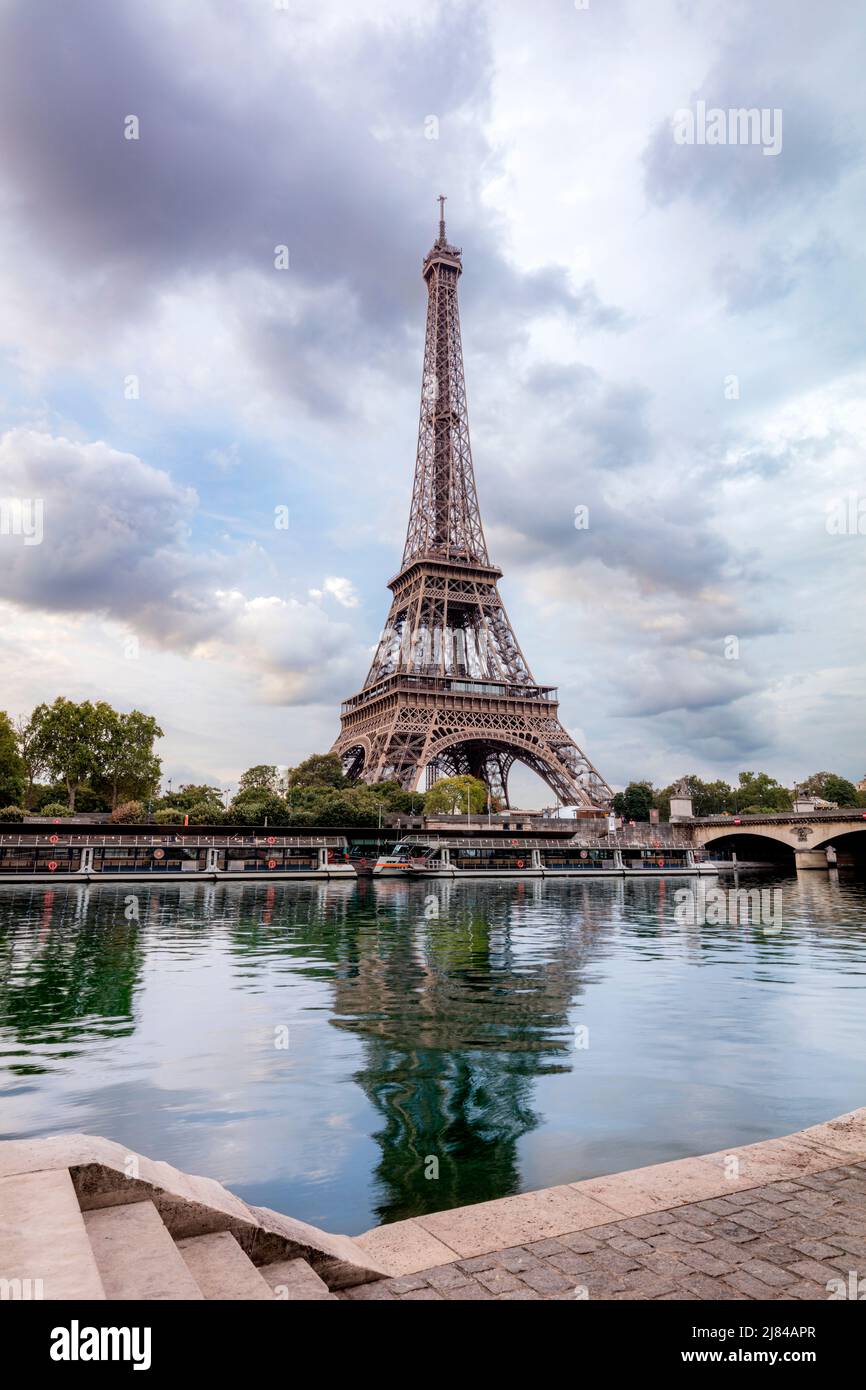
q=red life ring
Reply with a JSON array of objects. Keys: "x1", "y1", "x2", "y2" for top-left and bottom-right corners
[
  {"x1": 49, "y1": 834, "x2": 59, "y2": 844},
  {"x1": 48, "y1": 861, "x2": 57, "y2": 872},
  {"x1": 510, "y1": 839, "x2": 518, "y2": 846},
  {"x1": 267, "y1": 836, "x2": 276, "y2": 845},
  {"x1": 516, "y1": 858, "x2": 525, "y2": 868},
  {"x1": 267, "y1": 858, "x2": 277, "y2": 869},
  {"x1": 657, "y1": 858, "x2": 665, "y2": 867}
]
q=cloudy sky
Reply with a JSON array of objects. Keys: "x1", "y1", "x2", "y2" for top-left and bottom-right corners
[{"x1": 0, "y1": 0, "x2": 863, "y2": 804}]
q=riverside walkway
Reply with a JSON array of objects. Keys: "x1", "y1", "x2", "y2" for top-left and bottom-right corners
[
  {"x1": 346, "y1": 1109, "x2": 866, "y2": 1301},
  {"x1": 2, "y1": 1110, "x2": 864, "y2": 1301}
]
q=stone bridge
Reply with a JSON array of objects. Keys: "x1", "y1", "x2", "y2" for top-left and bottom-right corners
[{"x1": 690, "y1": 810, "x2": 866, "y2": 870}]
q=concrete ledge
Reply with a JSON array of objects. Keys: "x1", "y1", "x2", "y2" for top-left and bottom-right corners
[
  {"x1": 0, "y1": 1135, "x2": 387, "y2": 1290},
  {"x1": 0, "y1": 1169, "x2": 105, "y2": 1300},
  {"x1": 358, "y1": 1107, "x2": 866, "y2": 1275}
]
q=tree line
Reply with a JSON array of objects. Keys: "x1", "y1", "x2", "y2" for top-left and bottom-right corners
[
  {"x1": 2, "y1": 699, "x2": 861, "y2": 826},
  {"x1": 0, "y1": 699, "x2": 162, "y2": 817},
  {"x1": 0, "y1": 701, "x2": 489, "y2": 825},
  {"x1": 613, "y1": 770, "x2": 866, "y2": 822}
]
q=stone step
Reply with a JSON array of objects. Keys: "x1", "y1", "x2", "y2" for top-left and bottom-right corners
[
  {"x1": 258, "y1": 1257, "x2": 338, "y2": 1301},
  {"x1": 177, "y1": 1231, "x2": 274, "y2": 1300},
  {"x1": 84, "y1": 1200, "x2": 203, "y2": 1300},
  {"x1": 0, "y1": 1167, "x2": 105, "y2": 1300}
]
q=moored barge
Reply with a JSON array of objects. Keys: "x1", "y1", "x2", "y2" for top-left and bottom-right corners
[
  {"x1": 374, "y1": 836, "x2": 718, "y2": 878},
  {"x1": 0, "y1": 829, "x2": 355, "y2": 883}
]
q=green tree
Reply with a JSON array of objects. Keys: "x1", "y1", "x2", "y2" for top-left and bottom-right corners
[
  {"x1": 28, "y1": 698, "x2": 104, "y2": 812},
  {"x1": 227, "y1": 791, "x2": 291, "y2": 825},
  {"x1": 237, "y1": 764, "x2": 280, "y2": 796},
  {"x1": 14, "y1": 712, "x2": 48, "y2": 808},
  {"x1": 425, "y1": 775, "x2": 488, "y2": 814},
  {"x1": 95, "y1": 707, "x2": 163, "y2": 810},
  {"x1": 797, "y1": 772, "x2": 860, "y2": 807},
  {"x1": 367, "y1": 781, "x2": 425, "y2": 815},
  {"x1": 0, "y1": 712, "x2": 25, "y2": 807},
  {"x1": 612, "y1": 780, "x2": 655, "y2": 821},
  {"x1": 162, "y1": 784, "x2": 224, "y2": 813},
  {"x1": 734, "y1": 771, "x2": 792, "y2": 813},
  {"x1": 287, "y1": 753, "x2": 346, "y2": 790},
  {"x1": 655, "y1": 775, "x2": 733, "y2": 820}
]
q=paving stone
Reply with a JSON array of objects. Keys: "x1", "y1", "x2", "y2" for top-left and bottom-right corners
[
  {"x1": 786, "y1": 1280, "x2": 832, "y2": 1300},
  {"x1": 680, "y1": 1272, "x2": 749, "y2": 1300},
  {"x1": 676, "y1": 1206, "x2": 718, "y2": 1228},
  {"x1": 558, "y1": 1232, "x2": 602, "y2": 1254},
  {"x1": 422, "y1": 1264, "x2": 472, "y2": 1291},
  {"x1": 726, "y1": 1209, "x2": 777, "y2": 1233},
  {"x1": 343, "y1": 1281, "x2": 398, "y2": 1300},
  {"x1": 619, "y1": 1215, "x2": 676, "y2": 1238},
  {"x1": 348, "y1": 1157, "x2": 866, "y2": 1303},
  {"x1": 661, "y1": 1221, "x2": 714, "y2": 1244},
  {"x1": 494, "y1": 1247, "x2": 545, "y2": 1274},
  {"x1": 525, "y1": 1237, "x2": 569, "y2": 1256},
  {"x1": 456, "y1": 1255, "x2": 500, "y2": 1273},
  {"x1": 697, "y1": 1198, "x2": 739, "y2": 1216},
  {"x1": 520, "y1": 1265, "x2": 580, "y2": 1294},
  {"x1": 788, "y1": 1257, "x2": 839, "y2": 1284},
  {"x1": 830, "y1": 1234, "x2": 866, "y2": 1257},
  {"x1": 724, "y1": 1268, "x2": 787, "y2": 1299},
  {"x1": 388, "y1": 1272, "x2": 432, "y2": 1292},
  {"x1": 790, "y1": 1239, "x2": 844, "y2": 1260},
  {"x1": 738, "y1": 1258, "x2": 796, "y2": 1288},
  {"x1": 547, "y1": 1250, "x2": 600, "y2": 1276},
  {"x1": 583, "y1": 1249, "x2": 642, "y2": 1275},
  {"x1": 709, "y1": 1220, "x2": 761, "y2": 1243},
  {"x1": 616, "y1": 1270, "x2": 679, "y2": 1298},
  {"x1": 678, "y1": 1248, "x2": 736, "y2": 1277},
  {"x1": 700, "y1": 1237, "x2": 754, "y2": 1265},
  {"x1": 476, "y1": 1268, "x2": 523, "y2": 1294},
  {"x1": 743, "y1": 1241, "x2": 801, "y2": 1264}
]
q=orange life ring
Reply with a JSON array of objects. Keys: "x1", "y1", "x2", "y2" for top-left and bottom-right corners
[
  {"x1": 516, "y1": 858, "x2": 525, "y2": 868},
  {"x1": 657, "y1": 858, "x2": 665, "y2": 867},
  {"x1": 49, "y1": 834, "x2": 59, "y2": 844},
  {"x1": 48, "y1": 861, "x2": 57, "y2": 872},
  {"x1": 267, "y1": 858, "x2": 277, "y2": 869},
  {"x1": 153, "y1": 848, "x2": 165, "y2": 859},
  {"x1": 266, "y1": 836, "x2": 275, "y2": 845}
]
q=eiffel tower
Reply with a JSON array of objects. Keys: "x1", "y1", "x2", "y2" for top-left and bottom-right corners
[{"x1": 332, "y1": 200, "x2": 612, "y2": 809}]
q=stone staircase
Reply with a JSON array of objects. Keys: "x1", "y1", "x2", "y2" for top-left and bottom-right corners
[{"x1": 0, "y1": 1136, "x2": 388, "y2": 1301}]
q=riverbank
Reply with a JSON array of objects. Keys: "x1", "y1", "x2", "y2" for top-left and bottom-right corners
[
  {"x1": 2, "y1": 1109, "x2": 864, "y2": 1301},
  {"x1": 346, "y1": 1107, "x2": 866, "y2": 1301}
]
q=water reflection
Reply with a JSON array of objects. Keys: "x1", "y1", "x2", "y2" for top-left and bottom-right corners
[{"x1": 0, "y1": 871, "x2": 865, "y2": 1232}]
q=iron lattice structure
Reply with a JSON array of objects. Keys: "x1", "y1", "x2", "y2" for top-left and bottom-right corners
[{"x1": 332, "y1": 201, "x2": 612, "y2": 809}]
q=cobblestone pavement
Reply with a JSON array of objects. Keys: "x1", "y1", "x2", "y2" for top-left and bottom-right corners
[{"x1": 341, "y1": 1162, "x2": 866, "y2": 1301}]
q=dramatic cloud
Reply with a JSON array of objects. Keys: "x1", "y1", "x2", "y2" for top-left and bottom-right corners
[
  {"x1": 0, "y1": 428, "x2": 367, "y2": 705},
  {"x1": 0, "y1": 0, "x2": 863, "y2": 794}
]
